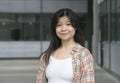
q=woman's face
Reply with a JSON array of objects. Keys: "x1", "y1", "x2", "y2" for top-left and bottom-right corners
[{"x1": 56, "y1": 16, "x2": 76, "y2": 41}]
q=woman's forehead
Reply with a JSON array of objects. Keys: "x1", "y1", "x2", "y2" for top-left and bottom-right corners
[{"x1": 58, "y1": 16, "x2": 70, "y2": 23}]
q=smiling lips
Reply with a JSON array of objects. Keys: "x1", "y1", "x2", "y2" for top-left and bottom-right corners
[{"x1": 60, "y1": 32, "x2": 68, "y2": 35}]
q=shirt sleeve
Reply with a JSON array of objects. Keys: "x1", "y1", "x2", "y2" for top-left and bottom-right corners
[
  {"x1": 81, "y1": 49, "x2": 95, "y2": 83},
  {"x1": 36, "y1": 55, "x2": 47, "y2": 83}
]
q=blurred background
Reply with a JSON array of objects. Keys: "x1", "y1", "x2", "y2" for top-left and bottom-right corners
[{"x1": 0, "y1": 0, "x2": 120, "y2": 83}]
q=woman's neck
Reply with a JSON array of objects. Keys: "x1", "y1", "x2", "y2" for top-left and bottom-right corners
[{"x1": 61, "y1": 40, "x2": 76, "y2": 50}]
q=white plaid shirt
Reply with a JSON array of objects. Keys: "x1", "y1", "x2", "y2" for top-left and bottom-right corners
[{"x1": 36, "y1": 43, "x2": 95, "y2": 83}]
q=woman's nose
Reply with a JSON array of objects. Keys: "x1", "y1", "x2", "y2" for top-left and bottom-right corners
[{"x1": 61, "y1": 25, "x2": 66, "y2": 30}]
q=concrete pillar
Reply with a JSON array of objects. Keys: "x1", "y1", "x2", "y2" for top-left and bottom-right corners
[{"x1": 92, "y1": 0, "x2": 99, "y2": 63}]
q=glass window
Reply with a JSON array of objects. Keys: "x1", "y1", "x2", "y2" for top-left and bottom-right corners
[
  {"x1": 110, "y1": 10, "x2": 117, "y2": 41},
  {"x1": 41, "y1": 13, "x2": 52, "y2": 41},
  {"x1": 116, "y1": 8, "x2": 120, "y2": 41},
  {"x1": 0, "y1": 13, "x2": 42, "y2": 41},
  {"x1": 116, "y1": 0, "x2": 120, "y2": 8},
  {"x1": 111, "y1": 0, "x2": 116, "y2": 10},
  {"x1": 104, "y1": 0, "x2": 108, "y2": 15},
  {"x1": 104, "y1": 15, "x2": 109, "y2": 41},
  {"x1": 99, "y1": 15, "x2": 108, "y2": 42},
  {"x1": 0, "y1": 13, "x2": 52, "y2": 41}
]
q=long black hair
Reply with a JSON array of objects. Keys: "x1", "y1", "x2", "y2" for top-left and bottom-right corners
[{"x1": 40, "y1": 8, "x2": 84, "y2": 64}]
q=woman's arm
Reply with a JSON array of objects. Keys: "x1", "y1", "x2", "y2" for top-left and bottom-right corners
[
  {"x1": 36, "y1": 56, "x2": 47, "y2": 83},
  {"x1": 81, "y1": 49, "x2": 95, "y2": 83}
]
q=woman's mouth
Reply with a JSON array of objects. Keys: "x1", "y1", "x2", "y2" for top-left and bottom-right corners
[{"x1": 60, "y1": 32, "x2": 68, "y2": 35}]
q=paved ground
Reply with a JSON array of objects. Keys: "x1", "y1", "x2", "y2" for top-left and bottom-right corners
[
  {"x1": 0, "y1": 59, "x2": 120, "y2": 83},
  {"x1": 94, "y1": 64, "x2": 120, "y2": 83}
]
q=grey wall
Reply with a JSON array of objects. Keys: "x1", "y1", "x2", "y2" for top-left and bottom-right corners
[
  {"x1": 0, "y1": 41, "x2": 49, "y2": 58},
  {"x1": 0, "y1": 0, "x2": 87, "y2": 13},
  {"x1": 102, "y1": 42, "x2": 120, "y2": 76}
]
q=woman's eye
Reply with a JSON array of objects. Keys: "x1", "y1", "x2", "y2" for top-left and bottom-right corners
[
  {"x1": 66, "y1": 23, "x2": 71, "y2": 26},
  {"x1": 57, "y1": 24, "x2": 61, "y2": 27}
]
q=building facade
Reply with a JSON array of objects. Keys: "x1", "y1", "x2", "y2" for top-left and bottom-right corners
[
  {"x1": 0, "y1": 0, "x2": 93, "y2": 58},
  {"x1": 96, "y1": 0, "x2": 120, "y2": 78}
]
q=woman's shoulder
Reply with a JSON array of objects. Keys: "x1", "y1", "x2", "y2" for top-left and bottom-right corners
[
  {"x1": 75, "y1": 43, "x2": 93, "y2": 58},
  {"x1": 74, "y1": 43, "x2": 88, "y2": 52},
  {"x1": 39, "y1": 52, "x2": 46, "y2": 63}
]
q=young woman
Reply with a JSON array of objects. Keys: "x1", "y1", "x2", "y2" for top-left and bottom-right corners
[{"x1": 36, "y1": 8, "x2": 95, "y2": 83}]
